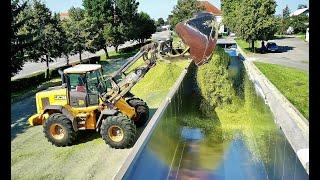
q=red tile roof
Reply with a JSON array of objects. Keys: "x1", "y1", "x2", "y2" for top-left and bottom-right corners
[
  {"x1": 59, "y1": 12, "x2": 69, "y2": 20},
  {"x1": 198, "y1": 1, "x2": 222, "y2": 16}
]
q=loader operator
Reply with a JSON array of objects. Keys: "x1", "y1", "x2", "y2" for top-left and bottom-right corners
[{"x1": 76, "y1": 73, "x2": 87, "y2": 92}]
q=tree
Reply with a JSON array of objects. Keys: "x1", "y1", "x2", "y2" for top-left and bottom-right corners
[
  {"x1": 298, "y1": 4, "x2": 307, "y2": 9},
  {"x1": 156, "y1": 18, "x2": 165, "y2": 26},
  {"x1": 221, "y1": 0, "x2": 241, "y2": 32},
  {"x1": 103, "y1": 23, "x2": 126, "y2": 52},
  {"x1": 63, "y1": 7, "x2": 87, "y2": 62},
  {"x1": 132, "y1": 12, "x2": 156, "y2": 43},
  {"x1": 60, "y1": 19, "x2": 73, "y2": 65},
  {"x1": 236, "y1": 0, "x2": 277, "y2": 52},
  {"x1": 11, "y1": 0, "x2": 38, "y2": 76},
  {"x1": 278, "y1": 5, "x2": 291, "y2": 35},
  {"x1": 113, "y1": 0, "x2": 139, "y2": 51},
  {"x1": 169, "y1": 0, "x2": 204, "y2": 28},
  {"x1": 289, "y1": 14, "x2": 308, "y2": 33},
  {"x1": 83, "y1": 0, "x2": 113, "y2": 58},
  {"x1": 25, "y1": 0, "x2": 65, "y2": 78},
  {"x1": 283, "y1": 5, "x2": 290, "y2": 18}
]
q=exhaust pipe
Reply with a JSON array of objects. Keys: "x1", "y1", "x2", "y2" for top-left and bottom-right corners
[{"x1": 58, "y1": 69, "x2": 66, "y2": 85}]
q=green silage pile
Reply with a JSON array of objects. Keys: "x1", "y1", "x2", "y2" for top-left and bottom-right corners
[
  {"x1": 195, "y1": 46, "x2": 278, "y2": 163},
  {"x1": 196, "y1": 46, "x2": 236, "y2": 116}
]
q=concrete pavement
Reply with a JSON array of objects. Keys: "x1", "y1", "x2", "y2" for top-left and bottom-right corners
[{"x1": 251, "y1": 37, "x2": 309, "y2": 72}]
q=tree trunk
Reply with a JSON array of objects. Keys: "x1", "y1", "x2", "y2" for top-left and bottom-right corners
[
  {"x1": 79, "y1": 50, "x2": 82, "y2": 63},
  {"x1": 103, "y1": 47, "x2": 109, "y2": 59},
  {"x1": 115, "y1": 46, "x2": 119, "y2": 53},
  {"x1": 251, "y1": 40, "x2": 255, "y2": 53},
  {"x1": 45, "y1": 55, "x2": 50, "y2": 79}
]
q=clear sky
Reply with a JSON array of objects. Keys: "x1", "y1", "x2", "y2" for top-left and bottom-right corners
[{"x1": 44, "y1": 0, "x2": 309, "y2": 20}]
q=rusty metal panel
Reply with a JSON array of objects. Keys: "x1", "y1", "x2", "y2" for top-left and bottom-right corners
[{"x1": 175, "y1": 12, "x2": 218, "y2": 66}]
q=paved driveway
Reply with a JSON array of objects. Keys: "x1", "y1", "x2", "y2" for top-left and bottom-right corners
[{"x1": 252, "y1": 37, "x2": 309, "y2": 72}]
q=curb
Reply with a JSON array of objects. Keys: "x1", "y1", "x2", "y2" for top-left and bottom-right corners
[{"x1": 237, "y1": 45, "x2": 309, "y2": 174}]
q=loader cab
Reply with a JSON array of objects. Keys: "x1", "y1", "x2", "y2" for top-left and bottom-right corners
[{"x1": 63, "y1": 64, "x2": 110, "y2": 107}]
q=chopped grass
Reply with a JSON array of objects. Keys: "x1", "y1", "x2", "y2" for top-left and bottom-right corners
[
  {"x1": 254, "y1": 62, "x2": 309, "y2": 120},
  {"x1": 130, "y1": 60, "x2": 190, "y2": 108},
  {"x1": 235, "y1": 38, "x2": 261, "y2": 54}
]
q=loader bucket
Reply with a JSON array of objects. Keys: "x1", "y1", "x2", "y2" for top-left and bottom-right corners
[
  {"x1": 175, "y1": 12, "x2": 218, "y2": 66},
  {"x1": 28, "y1": 113, "x2": 43, "y2": 126}
]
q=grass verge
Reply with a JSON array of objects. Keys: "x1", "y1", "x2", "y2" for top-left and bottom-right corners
[
  {"x1": 254, "y1": 62, "x2": 309, "y2": 120},
  {"x1": 235, "y1": 38, "x2": 261, "y2": 54},
  {"x1": 100, "y1": 49, "x2": 139, "y2": 61}
]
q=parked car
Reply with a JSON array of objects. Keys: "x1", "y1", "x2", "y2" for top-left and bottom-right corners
[
  {"x1": 229, "y1": 32, "x2": 236, "y2": 37},
  {"x1": 266, "y1": 42, "x2": 279, "y2": 52}
]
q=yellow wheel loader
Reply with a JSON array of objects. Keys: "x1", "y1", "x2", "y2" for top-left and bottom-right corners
[{"x1": 28, "y1": 12, "x2": 218, "y2": 148}]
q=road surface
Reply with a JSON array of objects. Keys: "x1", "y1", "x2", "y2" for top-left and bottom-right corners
[
  {"x1": 251, "y1": 37, "x2": 309, "y2": 72},
  {"x1": 12, "y1": 41, "x2": 139, "y2": 81}
]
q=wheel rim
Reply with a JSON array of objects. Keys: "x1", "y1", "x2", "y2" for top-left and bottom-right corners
[
  {"x1": 108, "y1": 125, "x2": 124, "y2": 142},
  {"x1": 49, "y1": 123, "x2": 65, "y2": 140}
]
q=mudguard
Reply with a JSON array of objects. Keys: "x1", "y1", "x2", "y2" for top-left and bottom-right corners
[
  {"x1": 29, "y1": 105, "x2": 77, "y2": 131},
  {"x1": 96, "y1": 109, "x2": 118, "y2": 131}
]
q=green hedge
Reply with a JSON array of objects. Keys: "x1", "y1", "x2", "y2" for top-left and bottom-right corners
[{"x1": 11, "y1": 56, "x2": 101, "y2": 92}]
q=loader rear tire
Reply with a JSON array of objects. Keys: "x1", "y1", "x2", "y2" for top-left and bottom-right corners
[
  {"x1": 43, "y1": 113, "x2": 77, "y2": 147},
  {"x1": 127, "y1": 98, "x2": 149, "y2": 127},
  {"x1": 100, "y1": 114, "x2": 136, "y2": 149}
]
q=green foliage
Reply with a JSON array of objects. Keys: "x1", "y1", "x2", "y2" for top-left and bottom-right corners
[
  {"x1": 236, "y1": 0, "x2": 277, "y2": 51},
  {"x1": 223, "y1": 0, "x2": 277, "y2": 51},
  {"x1": 288, "y1": 14, "x2": 309, "y2": 34},
  {"x1": 82, "y1": 0, "x2": 113, "y2": 22},
  {"x1": 283, "y1": 5, "x2": 291, "y2": 19},
  {"x1": 62, "y1": 7, "x2": 88, "y2": 61},
  {"x1": 169, "y1": 0, "x2": 204, "y2": 28},
  {"x1": 84, "y1": 0, "x2": 140, "y2": 53},
  {"x1": 23, "y1": 0, "x2": 65, "y2": 77},
  {"x1": 156, "y1": 18, "x2": 165, "y2": 26},
  {"x1": 132, "y1": 12, "x2": 156, "y2": 42},
  {"x1": 221, "y1": 0, "x2": 241, "y2": 32},
  {"x1": 196, "y1": 47, "x2": 236, "y2": 116},
  {"x1": 254, "y1": 62, "x2": 309, "y2": 119},
  {"x1": 11, "y1": 0, "x2": 38, "y2": 76}
]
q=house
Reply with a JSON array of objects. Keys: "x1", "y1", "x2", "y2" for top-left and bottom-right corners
[
  {"x1": 287, "y1": 8, "x2": 309, "y2": 37},
  {"x1": 59, "y1": 11, "x2": 70, "y2": 21},
  {"x1": 197, "y1": 1, "x2": 226, "y2": 34},
  {"x1": 290, "y1": 8, "x2": 309, "y2": 17}
]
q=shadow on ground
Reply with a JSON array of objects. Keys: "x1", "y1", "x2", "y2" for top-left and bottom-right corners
[
  {"x1": 254, "y1": 46, "x2": 295, "y2": 54},
  {"x1": 11, "y1": 96, "x2": 36, "y2": 140},
  {"x1": 272, "y1": 36, "x2": 294, "y2": 40},
  {"x1": 67, "y1": 108, "x2": 157, "y2": 146}
]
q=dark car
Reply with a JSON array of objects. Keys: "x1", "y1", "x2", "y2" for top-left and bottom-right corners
[{"x1": 266, "y1": 42, "x2": 279, "y2": 52}]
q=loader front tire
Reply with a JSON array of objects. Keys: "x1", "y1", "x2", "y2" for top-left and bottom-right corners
[
  {"x1": 100, "y1": 114, "x2": 136, "y2": 149},
  {"x1": 127, "y1": 98, "x2": 149, "y2": 127},
  {"x1": 43, "y1": 113, "x2": 77, "y2": 147}
]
